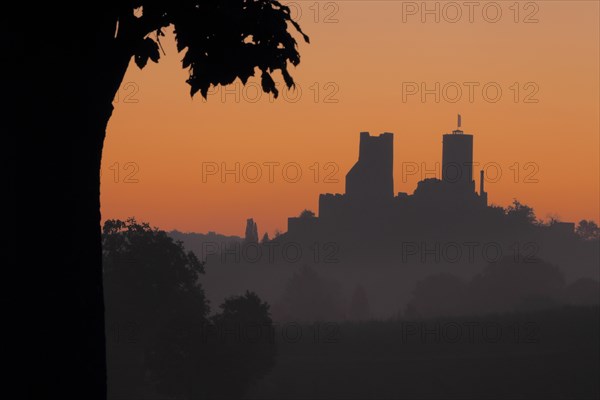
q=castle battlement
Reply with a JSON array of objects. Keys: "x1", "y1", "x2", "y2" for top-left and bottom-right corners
[{"x1": 319, "y1": 193, "x2": 345, "y2": 200}]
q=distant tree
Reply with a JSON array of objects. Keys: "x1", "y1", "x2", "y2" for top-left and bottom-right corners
[
  {"x1": 576, "y1": 220, "x2": 600, "y2": 240},
  {"x1": 546, "y1": 214, "x2": 562, "y2": 226},
  {"x1": 148, "y1": 291, "x2": 276, "y2": 400},
  {"x1": 506, "y1": 199, "x2": 538, "y2": 226},
  {"x1": 245, "y1": 218, "x2": 259, "y2": 243},
  {"x1": 469, "y1": 257, "x2": 565, "y2": 314},
  {"x1": 261, "y1": 232, "x2": 270, "y2": 243},
  {"x1": 349, "y1": 284, "x2": 371, "y2": 321},
  {"x1": 299, "y1": 209, "x2": 316, "y2": 218},
  {"x1": 103, "y1": 218, "x2": 208, "y2": 326},
  {"x1": 214, "y1": 290, "x2": 272, "y2": 323},
  {"x1": 103, "y1": 218, "x2": 209, "y2": 398},
  {"x1": 11, "y1": 3, "x2": 308, "y2": 397},
  {"x1": 275, "y1": 266, "x2": 344, "y2": 321},
  {"x1": 407, "y1": 258, "x2": 567, "y2": 317},
  {"x1": 209, "y1": 291, "x2": 277, "y2": 399}
]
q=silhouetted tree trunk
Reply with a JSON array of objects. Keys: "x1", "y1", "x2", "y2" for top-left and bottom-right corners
[
  {"x1": 6, "y1": 5, "x2": 129, "y2": 399},
  {"x1": 63, "y1": 43, "x2": 130, "y2": 400}
]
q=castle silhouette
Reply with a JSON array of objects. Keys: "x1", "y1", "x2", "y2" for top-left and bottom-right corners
[
  {"x1": 199, "y1": 118, "x2": 596, "y2": 320},
  {"x1": 284, "y1": 117, "x2": 576, "y2": 242}
]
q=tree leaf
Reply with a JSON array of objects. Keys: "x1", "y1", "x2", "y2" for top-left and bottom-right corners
[
  {"x1": 134, "y1": 37, "x2": 160, "y2": 70},
  {"x1": 171, "y1": 0, "x2": 309, "y2": 99}
]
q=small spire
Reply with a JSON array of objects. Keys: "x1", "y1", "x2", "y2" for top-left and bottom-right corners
[{"x1": 457, "y1": 113, "x2": 461, "y2": 129}]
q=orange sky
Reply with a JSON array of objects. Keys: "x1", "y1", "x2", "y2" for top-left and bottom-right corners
[{"x1": 102, "y1": 1, "x2": 599, "y2": 237}]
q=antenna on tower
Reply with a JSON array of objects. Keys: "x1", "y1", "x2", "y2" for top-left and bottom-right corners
[{"x1": 457, "y1": 113, "x2": 462, "y2": 129}]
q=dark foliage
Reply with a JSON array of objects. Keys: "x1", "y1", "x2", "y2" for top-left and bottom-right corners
[
  {"x1": 121, "y1": 0, "x2": 308, "y2": 98},
  {"x1": 103, "y1": 219, "x2": 276, "y2": 399},
  {"x1": 406, "y1": 257, "x2": 599, "y2": 318}
]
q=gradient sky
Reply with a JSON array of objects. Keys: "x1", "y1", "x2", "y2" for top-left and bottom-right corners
[{"x1": 102, "y1": 1, "x2": 599, "y2": 237}]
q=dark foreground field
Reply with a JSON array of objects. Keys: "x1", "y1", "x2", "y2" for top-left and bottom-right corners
[{"x1": 247, "y1": 306, "x2": 599, "y2": 399}]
